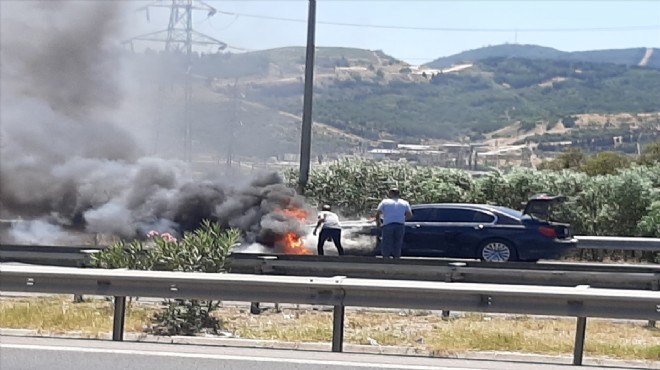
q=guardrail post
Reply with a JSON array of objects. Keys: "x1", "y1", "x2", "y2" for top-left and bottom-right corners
[
  {"x1": 248, "y1": 256, "x2": 278, "y2": 315},
  {"x1": 648, "y1": 278, "x2": 659, "y2": 328},
  {"x1": 442, "y1": 262, "x2": 466, "y2": 318},
  {"x1": 332, "y1": 305, "x2": 345, "y2": 352},
  {"x1": 112, "y1": 296, "x2": 126, "y2": 341},
  {"x1": 572, "y1": 316, "x2": 587, "y2": 366}
]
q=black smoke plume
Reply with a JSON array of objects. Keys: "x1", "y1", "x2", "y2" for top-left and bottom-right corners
[{"x1": 0, "y1": 1, "x2": 309, "y2": 247}]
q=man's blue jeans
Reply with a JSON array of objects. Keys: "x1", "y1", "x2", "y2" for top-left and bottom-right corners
[{"x1": 381, "y1": 223, "x2": 405, "y2": 258}]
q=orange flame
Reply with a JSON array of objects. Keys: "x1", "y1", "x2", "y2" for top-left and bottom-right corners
[
  {"x1": 275, "y1": 207, "x2": 311, "y2": 255},
  {"x1": 276, "y1": 207, "x2": 308, "y2": 221},
  {"x1": 281, "y1": 231, "x2": 312, "y2": 255}
]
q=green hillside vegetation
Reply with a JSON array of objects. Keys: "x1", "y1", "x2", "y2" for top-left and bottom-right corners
[
  {"x1": 538, "y1": 142, "x2": 660, "y2": 175},
  {"x1": 519, "y1": 125, "x2": 660, "y2": 154},
  {"x1": 570, "y1": 48, "x2": 657, "y2": 68},
  {"x1": 248, "y1": 46, "x2": 400, "y2": 67},
  {"x1": 130, "y1": 47, "x2": 403, "y2": 80},
  {"x1": 426, "y1": 44, "x2": 659, "y2": 69},
  {"x1": 427, "y1": 44, "x2": 565, "y2": 68},
  {"x1": 247, "y1": 57, "x2": 660, "y2": 141},
  {"x1": 127, "y1": 46, "x2": 660, "y2": 155}
]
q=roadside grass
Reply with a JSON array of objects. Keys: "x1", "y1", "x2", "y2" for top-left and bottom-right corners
[
  {"x1": 0, "y1": 296, "x2": 152, "y2": 336},
  {"x1": 1, "y1": 297, "x2": 659, "y2": 360}
]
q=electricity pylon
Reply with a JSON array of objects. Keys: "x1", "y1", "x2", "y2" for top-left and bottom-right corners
[{"x1": 125, "y1": 0, "x2": 227, "y2": 162}]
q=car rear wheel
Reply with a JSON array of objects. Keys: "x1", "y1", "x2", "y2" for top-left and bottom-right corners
[{"x1": 479, "y1": 240, "x2": 516, "y2": 262}]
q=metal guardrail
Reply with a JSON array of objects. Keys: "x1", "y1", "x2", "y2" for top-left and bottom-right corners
[
  {"x1": 575, "y1": 236, "x2": 660, "y2": 251},
  {"x1": 230, "y1": 253, "x2": 660, "y2": 327},
  {"x1": 1, "y1": 264, "x2": 659, "y2": 366},
  {"x1": 2, "y1": 234, "x2": 660, "y2": 267},
  {"x1": 1, "y1": 243, "x2": 133, "y2": 267},
  {"x1": 228, "y1": 254, "x2": 660, "y2": 290},
  {"x1": 0, "y1": 244, "x2": 103, "y2": 267}
]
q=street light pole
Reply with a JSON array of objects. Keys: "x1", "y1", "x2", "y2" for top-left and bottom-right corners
[{"x1": 297, "y1": 0, "x2": 317, "y2": 195}]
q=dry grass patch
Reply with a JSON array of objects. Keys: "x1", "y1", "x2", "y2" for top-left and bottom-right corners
[
  {"x1": 0, "y1": 296, "x2": 153, "y2": 337},
  {"x1": 225, "y1": 308, "x2": 660, "y2": 360},
  {"x1": 1, "y1": 297, "x2": 659, "y2": 361}
]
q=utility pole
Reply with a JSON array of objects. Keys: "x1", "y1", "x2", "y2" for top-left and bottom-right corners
[
  {"x1": 297, "y1": 0, "x2": 317, "y2": 195},
  {"x1": 228, "y1": 78, "x2": 240, "y2": 169},
  {"x1": 125, "y1": 0, "x2": 227, "y2": 162},
  {"x1": 183, "y1": 0, "x2": 194, "y2": 163}
]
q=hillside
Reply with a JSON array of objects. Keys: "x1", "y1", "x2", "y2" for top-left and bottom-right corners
[
  {"x1": 127, "y1": 46, "x2": 660, "y2": 160},
  {"x1": 426, "y1": 44, "x2": 660, "y2": 69},
  {"x1": 249, "y1": 46, "x2": 402, "y2": 69},
  {"x1": 154, "y1": 84, "x2": 370, "y2": 160},
  {"x1": 244, "y1": 57, "x2": 660, "y2": 142},
  {"x1": 162, "y1": 46, "x2": 406, "y2": 79},
  {"x1": 126, "y1": 49, "x2": 381, "y2": 161}
]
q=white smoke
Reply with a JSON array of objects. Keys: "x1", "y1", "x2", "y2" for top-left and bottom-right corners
[
  {"x1": 303, "y1": 224, "x2": 377, "y2": 255},
  {"x1": 8, "y1": 220, "x2": 85, "y2": 245}
]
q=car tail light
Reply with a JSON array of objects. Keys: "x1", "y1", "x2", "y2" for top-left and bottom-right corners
[{"x1": 538, "y1": 226, "x2": 558, "y2": 238}]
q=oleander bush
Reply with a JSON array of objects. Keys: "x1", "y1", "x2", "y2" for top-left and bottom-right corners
[{"x1": 92, "y1": 221, "x2": 241, "y2": 336}]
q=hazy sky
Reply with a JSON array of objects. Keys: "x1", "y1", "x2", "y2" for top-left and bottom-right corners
[{"x1": 130, "y1": 0, "x2": 660, "y2": 64}]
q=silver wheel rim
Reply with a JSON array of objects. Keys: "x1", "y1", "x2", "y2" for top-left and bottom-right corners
[{"x1": 481, "y1": 242, "x2": 511, "y2": 262}]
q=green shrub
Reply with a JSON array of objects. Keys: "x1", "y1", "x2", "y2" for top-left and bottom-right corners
[
  {"x1": 92, "y1": 221, "x2": 241, "y2": 336},
  {"x1": 581, "y1": 151, "x2": 632, "y2": 176}
]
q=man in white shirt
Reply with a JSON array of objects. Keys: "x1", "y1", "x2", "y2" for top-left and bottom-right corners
[
  {"x1": 375, "y1": 188, "x2": 412, "y2": 259},
  {"x1": 313, "y1": 204, "x2": 344, "y2": 256}
]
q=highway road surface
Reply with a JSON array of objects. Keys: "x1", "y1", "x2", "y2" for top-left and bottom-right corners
[{"x1": 0, "y1": 336, "x2": 652, "y2": 370}]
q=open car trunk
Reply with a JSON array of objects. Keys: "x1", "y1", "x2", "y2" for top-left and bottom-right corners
[{"x1": 522, "y1": 194, "x2": 572, "y2": 239}]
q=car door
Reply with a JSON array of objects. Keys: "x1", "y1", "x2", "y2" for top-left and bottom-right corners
[
  {"x1": 436, "y1": 208, "x2": 497, "y2": 258},
  {"x1": 402, "y1": 207, "x2": 449, "y2": 257}
]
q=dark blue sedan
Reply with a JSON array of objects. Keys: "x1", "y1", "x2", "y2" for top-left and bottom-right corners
[{"x1": 374, "y1": 195, "x2": 577, "y2": 262}]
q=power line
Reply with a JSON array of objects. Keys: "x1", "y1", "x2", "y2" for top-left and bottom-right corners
[
  {"x1": 208, "y1": 13, "x2": 239, "y2": 31},
  {"x1": 125, "y1": 0, "x2": 228, "y2": 163},
  {"x1": 215, "y1": 10, "x2": 660, "y2": 33}
]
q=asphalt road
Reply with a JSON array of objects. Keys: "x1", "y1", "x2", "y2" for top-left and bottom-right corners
[{"x1": 0, "y1": 336, "x2": 649, "y2": 370}]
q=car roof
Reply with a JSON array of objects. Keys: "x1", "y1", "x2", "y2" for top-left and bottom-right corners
[
  {"x1": 412, "y1": 203, "x2": 523, "y2": 218},
  {"x1": 413, "y1": 203, "x2": 501, "y2": 210}
]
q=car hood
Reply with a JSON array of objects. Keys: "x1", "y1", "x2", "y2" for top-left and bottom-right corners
[{"x1": 522, "y1": 194, "x2": 567, "y2": 218}]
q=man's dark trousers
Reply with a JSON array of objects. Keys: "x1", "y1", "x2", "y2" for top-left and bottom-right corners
[
  {"x1": 318, "y1": 228, "x2": 344, "y2": 255},
  {"x1": 381, "y1": 223, "x2": 405, "y2": 258}
]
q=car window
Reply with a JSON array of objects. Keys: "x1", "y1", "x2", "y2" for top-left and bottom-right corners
[
  {"x1": 495, "y1": 214, "x2": 520, "y2": 225},
  {"x1": 493, "y1": 206, "x2": 523, "y2": 219},
  {"x1": 409, "y1": 208, "x2": 437, "y2": 222},
  {"x1": 436, "y1": 209, "x2": 494, "y2": 223},
  {"x1": 472, "y1": 211, "x2": 496, "y2": 223}
]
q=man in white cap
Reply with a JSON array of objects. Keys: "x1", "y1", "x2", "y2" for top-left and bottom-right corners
[{"x1": 313, "y1": 204, "x2": 344, "y2": 256}]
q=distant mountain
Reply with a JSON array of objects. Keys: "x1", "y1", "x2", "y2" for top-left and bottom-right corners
[
  {"x1": 245, "y1": 56, "x2": 660, "y2": 143},
  {"x1": 425, "y1": 44, "x2": 660, "y2": 69}
]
